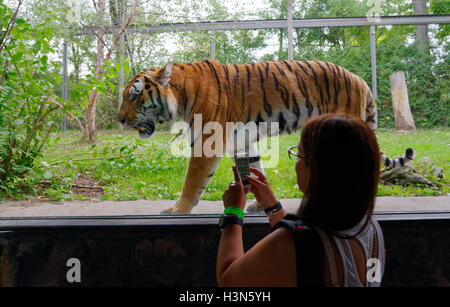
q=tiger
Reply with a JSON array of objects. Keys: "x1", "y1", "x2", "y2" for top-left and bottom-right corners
[{"x1": 117, "y1": 59, "x2": 413, "y2": 214}]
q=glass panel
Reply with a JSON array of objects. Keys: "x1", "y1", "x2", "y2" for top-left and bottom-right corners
[{"x1": 0, "y1": 1, "x2": 447, "y2": 219}]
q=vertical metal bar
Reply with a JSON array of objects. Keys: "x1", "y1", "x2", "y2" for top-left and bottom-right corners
[
  {"x1": 118, "y1": 38, "x2": 124, "y2": 110},
  {"x1": 210, "y1": 31, "x2": 216, "y2": 60},
  {"x1": 370, "y1": 24, "x2": 377, "y2": 101},
  {"x1": 287, "y1": 0, "x2": 293, "y2": 60},
  {"x1": 370, "y1": 24, "x2": 378, "y2": 128},
  {"x1": 60, "y1": 39, "x2": 68, "y2": 132},
  {"x1": 118, "y1": 0, "x2": 125, "y2": 112}
]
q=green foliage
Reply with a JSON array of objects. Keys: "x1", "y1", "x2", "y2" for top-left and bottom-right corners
[
  {"x1": 430, "y1": 0, "x2": 450, "y2": 39},
  {"x1": 171, "y1": 29, "x2": 268, "y2": 65},
  {"x1": 68, "y1": 58, "x2": 130, "y2": 129},
  {"x1": 0, "y1": 3, "x2": 73, "y2": 197},
  {"x1": 376, "y1": 39, "x2": 449, "y2": 128}
]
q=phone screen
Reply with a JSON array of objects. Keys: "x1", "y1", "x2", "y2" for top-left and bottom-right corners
[{"x1": 235, "y1": 155, "x2": 250, "y2": 185}]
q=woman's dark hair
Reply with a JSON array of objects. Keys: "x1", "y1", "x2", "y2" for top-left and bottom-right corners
[{"x1": 297, "y1": 114, "x2": 380, "y2": 233}]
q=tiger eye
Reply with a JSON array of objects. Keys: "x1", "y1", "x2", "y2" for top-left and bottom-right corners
[{"x1": 145, "y1": 84, "x2": 150, "y2": 90}]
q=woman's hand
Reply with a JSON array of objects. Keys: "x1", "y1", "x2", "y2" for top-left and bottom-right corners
[
  {"x1": 245, "y1": 167, "x2": 278, "y2": 209},
  {"x1": 222, "y1": 166, "x2": 247, "y2": 210}
]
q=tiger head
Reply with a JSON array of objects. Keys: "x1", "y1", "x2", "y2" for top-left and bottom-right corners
[{"x1": 117, "y1": 65, "x2": 174, "y2": 139}]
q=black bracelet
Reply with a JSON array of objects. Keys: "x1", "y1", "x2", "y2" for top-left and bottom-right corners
[
  {"x1": 219, "y1": 214, "x2": 244, "y2": 230},
  {"x1": 264, "y1": 201, "x2": 283, "y2": 216}
]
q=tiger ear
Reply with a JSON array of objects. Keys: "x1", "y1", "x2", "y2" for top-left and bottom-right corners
[{"x1": 150, "y1": 64, "x2": 172, "y2": 88}]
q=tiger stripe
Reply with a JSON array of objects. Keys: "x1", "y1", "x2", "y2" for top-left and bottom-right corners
[
  {"x1": 233, "y1": 64, "x2": 240, "y2": 95},
  {"x1": 245, "y1": 64, "x2": 251, "y2": 89},
  {"x1": 273, "y1": 62, "x2": 287, "y2": 79},
  {"x1": 315, "y1": 61, "x2": 331, "y2": 111},
  {"x1": 257, "y1": 66, "x2": 272, "y2": 117},
  {"x1": 305, "y1": 62, "x2": 324, "y2": 115},
  {"x1": 295, "y1": 61, "x2": 309, "y2": 76}
]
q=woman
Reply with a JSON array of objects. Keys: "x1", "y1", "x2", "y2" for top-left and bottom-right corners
[{"x1": 216, "y1": 114, "x2": 385, "y2": 287}]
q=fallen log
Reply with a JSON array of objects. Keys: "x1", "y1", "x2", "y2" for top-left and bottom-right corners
[{"x1": 380, "y1": 164, "x2": 434, "y2": 187}]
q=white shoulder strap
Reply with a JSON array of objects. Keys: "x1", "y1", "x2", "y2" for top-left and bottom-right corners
[{"x1": 314, "y1": 226, "x2": 339, "y2": 287}]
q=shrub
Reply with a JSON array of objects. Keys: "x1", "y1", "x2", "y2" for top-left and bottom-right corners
[{"x1": 0, "y1": 3, "x2": 69, "y2": 197}]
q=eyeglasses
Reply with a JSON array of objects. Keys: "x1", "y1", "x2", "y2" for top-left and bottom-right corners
[{"x1": 288, "y1": 145, "x2": 303, "y2": 160}]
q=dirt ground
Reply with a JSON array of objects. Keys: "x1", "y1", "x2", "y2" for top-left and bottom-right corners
[{"x1": 71, "y1": 175, "x2": 104, "y2": 200}]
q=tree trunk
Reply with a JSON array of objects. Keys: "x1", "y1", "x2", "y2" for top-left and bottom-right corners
[
  {"x1": 413, "y1": 0, "x2": 430, "y2": 61},
  {"x1": 278, "y1": 29, "x2": 284, "y2": 59},
  {"x1": 390, "y1": 71, "x2": 416, "y2": 131},
  {"x1": 84, "y1": 0, "x2": 106, "y2": 142},
  {"x1": 85, "y1": 89, "x2": 99, "y2": 141},
  {"x1": 82, "y1": 0, "x2": 138, "y2": 142},
  {"x1": 85, "y1": 29, "x2": 105, "y2": 141}
]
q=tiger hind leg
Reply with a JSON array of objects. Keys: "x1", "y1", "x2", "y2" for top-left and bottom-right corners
[{"x1": 381, "y1": 148, "x2": 415, "y2": 170}]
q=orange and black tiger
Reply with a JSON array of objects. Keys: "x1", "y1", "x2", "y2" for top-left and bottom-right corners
[{"x1": 117, "y1": 59, "x2": 412, "y2": 214}]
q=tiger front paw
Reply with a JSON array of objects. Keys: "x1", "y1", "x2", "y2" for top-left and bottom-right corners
[
  {"x1": 160, "y1": 206, "x2": 180, "y2": 215},
  {"x1": 160, "y1": 199, "x2": 194, "y2": 215}
]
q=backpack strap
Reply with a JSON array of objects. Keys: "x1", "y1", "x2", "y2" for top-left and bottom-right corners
[
  {"x1": 371, "y1": 221, "x2": 379, "y2": 260},
  {"x1": 273, "y1": 216, "x2": 324, "y2": 287},
  {"x1": 314, "y1": 226, "x2": 340, "y2": 287}
]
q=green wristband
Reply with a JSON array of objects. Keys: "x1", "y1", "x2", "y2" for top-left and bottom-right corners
[{"x1": 223, "y1": 206, "x2": 245, "y2": 220}]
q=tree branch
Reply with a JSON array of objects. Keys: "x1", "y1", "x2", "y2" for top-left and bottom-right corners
[
  {"x1": 59, "y1": 0, "x2": 111, "y2": 55},
  {"x1": 104, "y1": 0, "x2": 138, "y2": 63},
  {"x1": 49, "y1": 98, "x2": 86, "y2": 134},
  {"x1": 0, "y1": 0, "x2": 24, "y2": 54},
  {"x1": 49, "y1": 154, "x2": 138, "y2": 165}
]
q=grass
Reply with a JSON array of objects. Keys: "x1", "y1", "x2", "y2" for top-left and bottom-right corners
[{"x1": 4, "y1": 126, "x2": 450, "y2": 201}]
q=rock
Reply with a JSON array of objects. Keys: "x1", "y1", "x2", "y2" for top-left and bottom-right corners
[
  {"x1": 431, "y1": 167, "x2": 444, "y2": 179},
  {"x1": 380, "y1": 165, "x2": 434, "y2": 187},
  {"x1": 420, "y1": 157, "x2": 433, "y2": 165}
]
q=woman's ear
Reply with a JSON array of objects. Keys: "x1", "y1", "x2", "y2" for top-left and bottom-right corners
[
  {"x1": 296, "y1": 158, "x2": 310, "y2": 194},
  {"x1": 150, "y1": 64, "x2": 172, "y2": 88}
]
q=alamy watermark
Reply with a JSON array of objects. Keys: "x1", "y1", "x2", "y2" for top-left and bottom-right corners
[
  {"x1": 366, "y1": 0, "x2": 385, "y2": 23},
  {"x1": 366, "y1": 257, "x2": 382, "y2": 283},
  {"x1": 66, "y1": 258, "x2": 81, "y2": 283},
  {"x1": 169, "y1": 114, "x2": 281, "y2": 168},
  {"x1": 64, "y1": 0, "x2": 88, "y2": 23}
]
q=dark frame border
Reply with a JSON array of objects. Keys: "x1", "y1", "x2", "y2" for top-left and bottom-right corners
[{"x1": 0, "y1": 210, "x2": 449, "y2": 229}]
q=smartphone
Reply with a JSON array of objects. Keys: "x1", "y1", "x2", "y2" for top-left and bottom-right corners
[{"x1": 234, "y1": 154, "x2": 250, "y2": 186}]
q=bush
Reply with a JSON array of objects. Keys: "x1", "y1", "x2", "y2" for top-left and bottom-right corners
[{"x1": 0, "y1": 3, "x2": 69, "y2": 197}]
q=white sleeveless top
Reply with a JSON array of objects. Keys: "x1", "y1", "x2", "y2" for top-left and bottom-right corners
[{"x1": 314, "y1": 216, "x2": 385, "y2": 287}]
